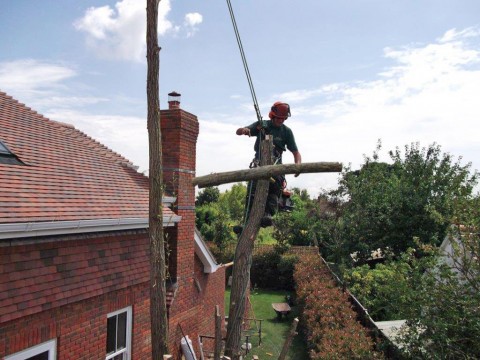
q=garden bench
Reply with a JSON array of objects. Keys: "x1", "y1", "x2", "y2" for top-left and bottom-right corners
[{"x1": 272, "y1": 302, "x2": 291, "y2": 320}]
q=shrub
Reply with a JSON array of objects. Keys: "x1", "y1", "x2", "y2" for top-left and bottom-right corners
[
  {"x1": 294, "y1": 253, "x2": 382, "y2": 359},
  {"x1": 251, "y1": 248, "x2": 298, "y2": 290}
]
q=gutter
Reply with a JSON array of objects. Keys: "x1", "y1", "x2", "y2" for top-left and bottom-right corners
[{"x1": 0, "y1": 215, "x2": 182, "y2": 241}]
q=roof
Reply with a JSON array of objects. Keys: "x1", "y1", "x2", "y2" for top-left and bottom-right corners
[
  {"x1": 374, "y1": 320, "x2": 407, "y2": 348},
  {"x1": 0, "y1": 91, "x2": 180, "y2": 236},
  {"x1": 194, "y1": 228, "x2": 219, "y2": 273}
]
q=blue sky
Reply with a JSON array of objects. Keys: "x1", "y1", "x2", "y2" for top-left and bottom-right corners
[{"x1": 1, "y1": 0, "x2": 479, "y2": 196}]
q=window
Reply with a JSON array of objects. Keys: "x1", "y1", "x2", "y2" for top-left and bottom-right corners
[
  {"x1": 0, "y1": 140, "x2": 25, "y2": 165},
  {"x1": 5, "y1": 339, "x2": 56, "y2": 360},
  {"x1": 106, "y1": 306, "x2": 132, "y2": 360}
]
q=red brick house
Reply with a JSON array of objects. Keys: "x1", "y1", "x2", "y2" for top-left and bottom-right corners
[{"x1": 0, "y1": 91, "x2": 225, "y2": 359}]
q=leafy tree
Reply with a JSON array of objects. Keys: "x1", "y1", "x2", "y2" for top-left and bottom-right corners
[
  {"x1": 395, "y1": 194, "x2": 480, "y2": 358},
  {"x1": 335, "y1": 142, "x2": 477, "y2": 263},
  {"x1": 195, "y1": 184, "x2": 246, "y2": 251},
  {"x1": 195, "y1": 203, "x2": 235, "y2": 250},
  {"x1": 195, "y1": 186, "x2": 220, "y2": 206},
  {"x1": 273, "y1": 189, "x2": 317, "y2": 248},
  {"x1": 343, "y1": 249, "x2": 427, "y2": 321},
  {"x1": 343, "y1": 194, "x2": 480, "y2": 358},
  {"x1": 218, "y1": 183, "x2": 247, "y2": 224}
]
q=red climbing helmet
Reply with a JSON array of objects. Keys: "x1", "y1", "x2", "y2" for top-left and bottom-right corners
[{"x1": 268, "y1": 102, "x2": 291, "y2": 119}]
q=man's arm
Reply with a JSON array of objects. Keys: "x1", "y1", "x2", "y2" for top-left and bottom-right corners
[
  {"x1": 292, "y1": 151, "x2": 302, "y2": 177},
  {"x1": 292, "y1": 151, "x2": 302, "y2": 164}
]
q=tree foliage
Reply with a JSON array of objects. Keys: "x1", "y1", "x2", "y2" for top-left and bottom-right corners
[
  {"x1": 273, "y1": 188, "x2": 318, "y2": 249},
  {"x1": 195, "y1": 186, "x2": 220, "y2": 206},
  {"x1": 343, "y1": 249, "x2": 428, "y2": 321},
  {"x1": 398, "y1": 196, "x2": 480, "y2": 358},
  {"x1": 195, "y1": 184, "x2": 247, "y2": 250},
  {"x1": 328, "y1": 142, "x2": 477, "y2": 263}
]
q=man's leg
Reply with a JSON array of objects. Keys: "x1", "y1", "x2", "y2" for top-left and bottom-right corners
[
  {"x1": 261, "y1": 176, "x2": 283, "y2": 227},
  {"x1": 233, "y1": 180, "x2": 256, "y2": 234}
]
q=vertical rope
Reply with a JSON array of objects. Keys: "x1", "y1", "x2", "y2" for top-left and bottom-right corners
[{"x1": 226, "y1": 0, "x2": 263, "y2": 123}]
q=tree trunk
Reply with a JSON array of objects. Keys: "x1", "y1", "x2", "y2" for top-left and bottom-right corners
[
  {"x1": 146, "y1": 0, "x2": 168, "y2": 357},
  {"x1": 193, "y1": 162, "x2": 342, "y2": 188},
  {"x1": 224, "y1": 136, "x2": 273, "y2": 359}
]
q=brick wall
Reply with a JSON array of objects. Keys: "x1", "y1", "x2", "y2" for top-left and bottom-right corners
[
  {"x1": 161, "y1": 102, "x2": 226, "y2": 358},
  {"x1": 0, "y1": 99, "x2": 226, "y2": 359},
  {"x1": 167, "y1": 256, "x2": 225, "y2": 358},
  {"x1": 0, "y1": 282, "x2": 151, "y2": 359},
  {"x1": 0, "y1": 232, "x2": 152, "y2": 358},
  {"x1": 0, "y1": 231, "x2": 149, "y2": 324}
]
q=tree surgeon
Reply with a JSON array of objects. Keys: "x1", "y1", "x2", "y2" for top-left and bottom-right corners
[{"x1": 234, "y1": 102, "x2": 302, "y2": 234}]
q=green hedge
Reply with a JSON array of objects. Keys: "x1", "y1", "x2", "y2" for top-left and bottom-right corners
[{"x1": 250, "y1": 249, "x2": 298, "y2": 290}]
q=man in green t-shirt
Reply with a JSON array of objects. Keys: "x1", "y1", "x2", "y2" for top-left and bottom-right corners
[{"x1": 235, "y1": 102, "x2": 302, "y2": 231}]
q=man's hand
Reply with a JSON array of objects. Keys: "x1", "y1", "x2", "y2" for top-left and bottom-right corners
[{"x1": 236, "y1": 127, "x2": 251, "y2": 136}]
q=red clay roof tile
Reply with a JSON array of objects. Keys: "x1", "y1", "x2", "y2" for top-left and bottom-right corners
[{"x1": 0, "y1": 91, "x2": 174, "y2": 224}]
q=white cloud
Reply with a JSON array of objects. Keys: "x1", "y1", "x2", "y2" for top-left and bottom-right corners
[
  {"x1": 294, "y1": 27, "x2": 480, "y2": 194},
  {"x1": 74, "y1": 0, "x2": 203, "y2": 61},
  {"x1": 0, "y1": 59, "x2": 75, "y2": 92},
  {"x1": 74, "y1": 0, "x2": 173, "y2": 62},
  {"x1": 184, "y1": 13, "x2": 203, "y2": 38},
  {"x1": 3, "y1": 27, "x2": 479, "y2": 197},
  {"x1": 0, "y1": 59, "x2": 108, "y2": 111},
  {"x1": 198, "y1": 26, "x2": 480, "y2": 196}
]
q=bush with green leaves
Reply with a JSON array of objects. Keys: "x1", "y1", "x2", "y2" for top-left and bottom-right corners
[
  {"x1": 398, "y1": 198, "x2": 480, "y2": 359},
  {"x1": 273, "y1": 188, "x2": 318, "y2": 248},
  {"x1": 195, "y1": 184, "x2": 247, "y2": 250},
  {"x1": 250, "y1": 248, "x2": 298, "y2": 290},
  {"x1": 343, "y1": 249, "x2": 428, "y2": 321}
]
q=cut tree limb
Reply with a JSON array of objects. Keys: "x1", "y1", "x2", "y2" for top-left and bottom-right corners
[{"x1": 193, "y1": 162, "x2": 342, "y2": 188}]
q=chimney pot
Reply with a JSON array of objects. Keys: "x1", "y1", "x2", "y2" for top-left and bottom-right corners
[{"x1": 168, "y1": 91, "x2": 181, "y2": 109}]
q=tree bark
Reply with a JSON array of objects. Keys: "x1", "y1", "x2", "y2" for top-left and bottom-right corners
[
  {"x1": 224, "y1": 136, "x2": 273, "y2": 359},
  {"x1": 146, "y1": 0, "x2": 168, "y2": 358},
  {"x1": 193, "y1": 162, "x2": 342, "y2": 188}
]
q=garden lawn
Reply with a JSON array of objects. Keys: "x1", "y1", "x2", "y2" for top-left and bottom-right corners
[{"x1": 225, "y1": 288, "x2": 309, "y2": 360}]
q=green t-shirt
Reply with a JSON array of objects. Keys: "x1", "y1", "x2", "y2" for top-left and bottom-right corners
[{"x1": 246, "y1": 120, "x2": 298, "y2": 163}]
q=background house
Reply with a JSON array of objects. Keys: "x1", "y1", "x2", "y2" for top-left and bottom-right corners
[{"x1": 0, "y1": 90, "x2": 225, "y2": 359}]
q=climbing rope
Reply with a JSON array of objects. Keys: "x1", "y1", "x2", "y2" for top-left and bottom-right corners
[
  {"x1": 226, "y1": 0, "x2": 267, "y2": 227},
  {"x1": 226, "y1": 0, "x2": 263, "y2": 124}
]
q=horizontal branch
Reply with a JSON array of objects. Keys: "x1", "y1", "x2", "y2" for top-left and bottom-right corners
[{"x1": 193, "y1": 162, "x2": 342, "y2": 188}]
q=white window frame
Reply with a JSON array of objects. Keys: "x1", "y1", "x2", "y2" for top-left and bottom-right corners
[
  {"x1": 106, "y1": 306, "x2": 132, "y2": 360},
  {"x1": 5, "y1": 339, "x2": 56, "y2": 360}
]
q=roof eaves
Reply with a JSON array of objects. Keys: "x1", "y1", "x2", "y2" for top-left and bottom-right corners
[
  {"x1": 194, "y1": 228, "x2": 219, "y2": 273},
  {"x1": 0, "y1": 215, "x2": 182, "y2": 240}
]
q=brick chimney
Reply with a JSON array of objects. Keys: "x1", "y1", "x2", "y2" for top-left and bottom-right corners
[{"x1": 160, "y1": 91, "x2": 199, "y2": 284}]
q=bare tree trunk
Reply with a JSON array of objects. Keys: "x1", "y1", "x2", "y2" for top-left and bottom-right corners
[
  {"x1": 193, "y1": 162, "x2": 342, "y2": 188},
  {"x1": 147, "y1": 0, "x2": 168, "y2": 357},
  {"x1": 225, "y1": 136, "x2": 273, "y2": 359}
]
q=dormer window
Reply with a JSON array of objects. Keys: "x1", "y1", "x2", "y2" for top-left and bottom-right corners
[{"x1": 0, "y1": 140, "x2": 25, "y2": 165}]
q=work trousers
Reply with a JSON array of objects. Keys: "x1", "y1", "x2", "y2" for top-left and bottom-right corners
[{"x1": 245, "y1": 175, "x2": 284, "y2": 220}]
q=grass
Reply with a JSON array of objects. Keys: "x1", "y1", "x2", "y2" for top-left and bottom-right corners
[{"x1": 225, "y1": 288, "x2": 309, "y2": 360}]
